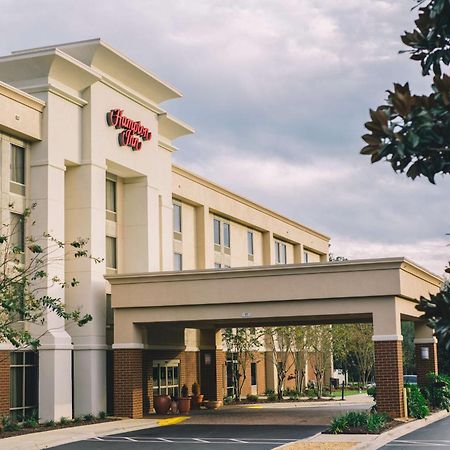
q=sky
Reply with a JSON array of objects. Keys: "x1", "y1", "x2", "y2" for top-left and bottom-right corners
[{"x1": 2, "y1": 0, "x2": 449, "y2": 274}]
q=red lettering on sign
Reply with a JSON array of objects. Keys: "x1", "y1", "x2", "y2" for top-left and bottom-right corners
[{"x1": 106, "y1": 109, "x2": 152, "y2": 151}]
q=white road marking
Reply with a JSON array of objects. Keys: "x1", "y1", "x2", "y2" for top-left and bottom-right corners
[
  {"x1": 156, "y1": 437, "x2": 174, "y2": 442},
  {"x1": 230, "y1": 438, "x2": 249, "y2": 443},
  {"x1": 193, "y1": 438, "x2": 211, "y2": 443}
]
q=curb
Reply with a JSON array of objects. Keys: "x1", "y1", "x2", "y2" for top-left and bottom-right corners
[
  {"x1": 354, "y1": 409, "x2": 450, "y2": 449},
  {"x1": 274, "y1": 410, "x2": 450, "y2": 450},
  {"x1": 0, "y1": 418, "x2": 160, "y2": 450}
]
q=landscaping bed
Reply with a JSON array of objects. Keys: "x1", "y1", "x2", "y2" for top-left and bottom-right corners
[{"x1": 0, "y1": 414, "x2": 119, "y2": 439}]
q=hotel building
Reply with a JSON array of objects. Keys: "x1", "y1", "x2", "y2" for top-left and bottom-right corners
[{"x1": 0, "y1": 39, "x2": 333, "y2": 421}]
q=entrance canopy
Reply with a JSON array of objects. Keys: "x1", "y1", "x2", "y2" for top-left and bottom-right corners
[{"x1": 107, "y1": 257, "x2": 441, "y2": 344}]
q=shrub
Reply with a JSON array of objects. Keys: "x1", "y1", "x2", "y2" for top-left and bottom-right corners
[
  {"x1": 192, "y1": 382, "x2": 201, "y2": 396},
  {"x1": 246, "y1": 394, "x2": 259, "y2": 402},
  {"x1": 329, "y1": 415, "x2": 349, "y2": 434},
  {"x1": 44, "y1": 419, "x2": 55, "y2": 427},
  {"x1": 23, "y1": 413, "x2": 39, "y2": 429},
  {"x1": 98, "y1": 411, "x2": 107, "y2": 419},
  {"x1": 367, "y1": 413, "x2": 388, "y2": 433},
  {"x1": 264, "y1": 389, "x2": 277, "y2": 401},
  {"x1": 329, "y1": 411, "x2": 389, "y2": 434},
  {"x1": 223, "y1": 396, "x2": 234, "y2": 405},
  {"x1": 407, "y1": 386, "x2": 430, "y2": 419},
  {"x1": 345, "y1": 411, "x2": 368, "y2": 428},
  {"x1": 422, "y1": 373, "x2": 450, "y2": 411},
  {"x1": 59, "y1": 417, "x2": 70, "y2": 425},
  {"x1": 181, "y1": 384, "x2": 189, "y2": 398},
  {"x1": 367, "y1": 386, "x2": 376, "y2": 400},
  {"x1": 73, "y1": 416, "x2": 82, "y2": 424},
  {"x1": 284, "y1": 388, "x2": 300, "y2": 399},
  {"x1": 83, "y1": 413, "x2": 94, "y2": 422},
  {"x1": 1, "y1": 416, "x2": 21, "y2": 432}
]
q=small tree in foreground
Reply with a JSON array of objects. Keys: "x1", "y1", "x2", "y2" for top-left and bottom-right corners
[{"x1": 1, "y1": 205, "x2": 96, "y2": 348}]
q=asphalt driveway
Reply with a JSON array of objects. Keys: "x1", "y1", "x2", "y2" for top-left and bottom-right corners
[{"x1": 53, "y1": 396, "x2": 372, "y2": 449}]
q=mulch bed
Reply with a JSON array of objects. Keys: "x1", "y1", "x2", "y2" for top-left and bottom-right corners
[
  {"x1": 323, "y1": 419, "x2": 406, "y2": 435},
  {"x1": 0, "y1": 417, "x2": 120, "y2": 439}
]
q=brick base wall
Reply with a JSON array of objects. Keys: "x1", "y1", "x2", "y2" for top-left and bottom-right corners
[
  {"x1": 0, "y1": 351, "x2": 10, "y2": 416},
  {"x1": 374, "y1": 340, "x2": 405, "y2": 418},
  {"x1": 113, "y1": 349, "x2": 143, "y2": 418},
  {"x1": 415, "y1": 343, "x2": 438, "y2": 385}
]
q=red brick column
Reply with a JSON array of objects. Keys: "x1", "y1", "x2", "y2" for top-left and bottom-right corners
[
  {"x1": 374, "y1": 340, "x2": 405, "y2": 418},
  {"x1": 415, "y1": 341, "x2": 438, "y2": 385},
  {"x1": 0, "y1": 351, "x2": 10, "y2": 416},
  {"x1": 200, "y1": 349, "x2": 225, "y2": 401},
  {"x1": 113, "y1": 349, "x2": 143, "y2": 418},
  {"x1": 143, "y1": 351, "x2": 153, "y2": 415}
]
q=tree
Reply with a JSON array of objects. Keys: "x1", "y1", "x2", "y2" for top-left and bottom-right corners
[
  {"x1": 222, "y1": 328, "x2": 262, "y2": 401},
  {"x1": 291, "y1": 326, "x2": 308, "y2": 393},
  {"x1": 0, "y1": 205, "x2": 95, "y2": 348},
  {"x1": 333, "y1": 324, "x2": 374, "y2": 387},
  {"x1": 264, "y1": 326, "x2": 296, "y2": 400},
  {"x1": 360, "y1": 0, "x2": 450, "y2": 349},
  {"x1": 304, "y1": 325, "x2": 333, "y2": 398}
]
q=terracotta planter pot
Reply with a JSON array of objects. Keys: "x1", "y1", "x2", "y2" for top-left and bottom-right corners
[
  {"x1": 178, "y1": 397, "x2": 191, "y2": 415},
  {"x1": 154, "y1": 395, "x2": 171, "y2": 415},
  {"x1": 191, "y1": 394, "x2": 204, "y2": 409}
]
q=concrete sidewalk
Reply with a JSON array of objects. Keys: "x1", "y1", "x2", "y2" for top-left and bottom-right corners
[
  {"x1": 276, "y1": 409, "x2": 450, "y2": 449},
  {"x1": 0, "y1": 418, "x2": 160, "y2": 450}
]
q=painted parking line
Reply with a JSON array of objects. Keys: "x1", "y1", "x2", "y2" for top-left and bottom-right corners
[
  {"x1": 90, "y1": 436, "x2": 299, "y2": 445},
  {"x1": 386, "y1": 439, "x2": 450, "y2": 447}
]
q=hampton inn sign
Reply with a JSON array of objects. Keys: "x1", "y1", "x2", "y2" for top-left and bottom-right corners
[{"x1": 106, "y1": 108, "x2": 152, "y2": 151}]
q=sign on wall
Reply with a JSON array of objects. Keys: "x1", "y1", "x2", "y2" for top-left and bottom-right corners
[{"x1": 106, "y1": 109, "x2": 152, "y2": 151}]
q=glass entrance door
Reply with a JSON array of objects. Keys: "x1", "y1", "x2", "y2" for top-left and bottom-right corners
[{"x1": 152, "y1": 360, "x2": 180, "y2": 398}]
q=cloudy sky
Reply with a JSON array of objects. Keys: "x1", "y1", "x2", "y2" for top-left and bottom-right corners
[{"x1": 2, "y1": 0, "x2": 449, "y2": 273}]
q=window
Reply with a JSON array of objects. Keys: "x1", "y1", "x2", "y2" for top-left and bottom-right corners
[
  {"x1": 213, "y1": 218, "x2": 221, "y2": 245},
  {"x1": 223, "y1": 223, "x2": 230, "y2": 248},
  {"x1": 275, "y1": 241, "x2": 287, "y2": 264},
  {"x1": 106, "y1": 178, "x2": 117, "y2": 213},
  {"x1": 106, "y1": 236, "x2": 117, "y2": 269},
  {"x1": 304, "y1": 251, "x2": 309, "y2": 263},
  {"x1": 152, "y1": 360, "x2": 179, "y2": 398},
  {"x1": 11, "y1": 145, "x2": 25, "y2": 185},
  {"x1": 173, "y1": 203, "x2": 182, "y2": 233},
  {"x1": 251, "y1": 362, "x2": 257, "y2": 386},
  {"x1": 106, "y1": 294, "x2": 114, "y2": 327},
  {"x1": 10, "y1": 213, "x2": 24, "y2": 252},
  {"x1": 174, "y1": 252, "x2": 182, "y2": 271},
  {"x1": 226, "y1": 355, "x2": 238, "y2": 397},
  {"x1": 247, "y1": 231, "x2": 254, "y2": 256},
  {"x1": 10, "y1": 352, "x2": 38, "y2": 420}
]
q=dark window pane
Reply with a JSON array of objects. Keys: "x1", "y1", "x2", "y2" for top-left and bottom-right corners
[
  {"x1": 173, "y1": 204, "x2": 182, "y2": 233},
  {"x1": 25, "y1": 366, "x2": 37, "y2": 407},
  {"x1": 106, "y1": 179, "x2": 117, "y2": 213},
  {"x1": 11, "y1": 145, "x2": 25, "y2": 185},
  {"x1": 25, "y1": 352, "x2": 36, "y2": 365},
  {"x1": 247, "y1": 231, "x2": 254, "y2": 255},
  {"x1": 223, "y1": 223, "x2": 230, "y2": 248},
  {"x1": 10, "y1": 367, "x2": 23, "y2": 408},
  {"x1": 10, "y1": 214, "x2": 24, "y2": 252},
  {"x1": 11, "y1": 352, "x2": 23, "y2": 365},
  {"x1": 213, "y1": 219, "x2": 221, "y2": 245},
  {"x1": 251, "y1": 363, "x2": 257, "y2": 386},
  {"x1": 106, "y1": 236, "x2": 117, "y2": 269}
]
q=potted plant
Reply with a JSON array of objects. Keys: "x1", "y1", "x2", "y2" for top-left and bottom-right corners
[
  {"x1": 178, "y1": 384, "x2": 191, "y2": 415},
  {"x1": 191, "y1": 382, "x2": 204, "y2": 409},
  {"x1": 154, "y1": 393, "x2": 172, "y2": 415}
]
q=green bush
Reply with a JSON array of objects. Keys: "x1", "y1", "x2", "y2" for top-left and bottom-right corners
[
  {"x1": 98, "y1": 411, "x2": 107, "y2": 419},
  {"x1": 246, "y1": 394, "x2": 259, "y2": 402},
  {"x1": 264, "y1": 389, "x2": 277, "y2": 401},
  {"x1": 329, "y1": 411, "x2": 389, "y2": 434},
  {"x1": 73, "y1": 416, "x2": 82, "y2": 424},
  {"x1": 329, "y1": 415, "x2": 349, "y2": 434},
  {"x1": 23, "y1": 413, "x2": 39, "y2": 429},
  {"x1": 223, "y1": 396, "x2": 234, "y2": 405},
  {"x1": 407, "y1": 386, "x2": 430, "y2": 419},
  {"x1": 1, "y1": 416, "x2": 21, "y2": 432},
  {"x1": 83, "y1": 413, "x2": 94, "y2": 422},
  {"x1": 284, "y1": 388, "x2": 300, "y2": 399},
  {"x1": 367, "y1": 386, "x2": 376, "y2": 400},
  {"x1": 422, "y1": 373, "x2": 450, "y2": 411},
  {"x1": 367, "y1": 413, "x2": 389, "y2": 433},
  {"x1": 44, "y1": 419, "x2": 55, "y2": 427},
  {"x1": 59, "y1": 417, "x2": 70, "y2": 425}
]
